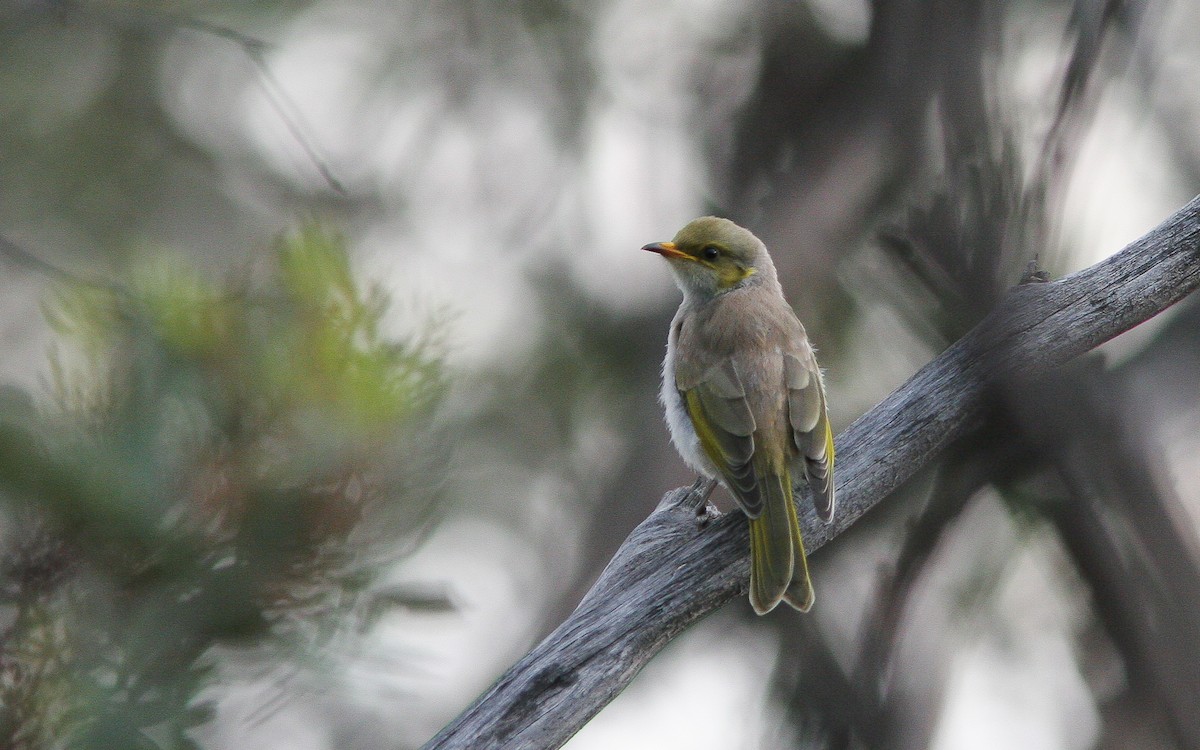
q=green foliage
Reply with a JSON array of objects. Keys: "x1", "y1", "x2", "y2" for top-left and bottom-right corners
[{"x1": 0, "y1": 226, "x2": 446, "y2": 749}]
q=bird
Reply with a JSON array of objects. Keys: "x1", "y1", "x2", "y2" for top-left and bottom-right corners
[{"x1": 643, "y1": 217, "x2": 834, "y2": 614}]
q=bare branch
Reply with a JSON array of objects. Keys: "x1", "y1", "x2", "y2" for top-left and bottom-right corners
[{"x1": 421, "y1": 194, "x2": 1200, "y2": 750}]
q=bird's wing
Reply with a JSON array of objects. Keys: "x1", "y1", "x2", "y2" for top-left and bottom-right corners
[
  {"x1": 784, "y1": 351, "x2": 835, "y2": 521},
  {"x1": 676, "y1": 358, "x2": 763, "y2": 516}
]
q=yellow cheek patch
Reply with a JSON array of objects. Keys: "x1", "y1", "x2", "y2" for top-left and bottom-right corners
[{"x1": 716, "y1": 264, "x2": 756, "y2": 289}]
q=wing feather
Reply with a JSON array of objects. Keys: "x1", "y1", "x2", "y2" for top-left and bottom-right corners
[
  {"x1": 784, "y1": 352, "x2": 835, "y2": 521},
  {"x1": 680, "y1": 359, "x2": 764, "y2": 516}
]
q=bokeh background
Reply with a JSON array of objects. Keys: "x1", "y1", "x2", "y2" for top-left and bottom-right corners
[{"x1": 3, "y1": 1, "x2": 1200, "y2": 748}]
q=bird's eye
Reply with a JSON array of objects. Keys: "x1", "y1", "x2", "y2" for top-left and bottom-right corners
[{"x1": 701, "y1": 245, "x2": 720, "y2": 261}]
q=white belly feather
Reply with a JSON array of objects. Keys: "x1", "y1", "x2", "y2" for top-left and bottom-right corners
[{"x1": 660, "y1": 314, "x2": 718, "y2": 479}]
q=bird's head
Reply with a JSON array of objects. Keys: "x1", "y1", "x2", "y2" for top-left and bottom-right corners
[{"x1": 642, "y1": 216, "x2": 775, "y2": 301}]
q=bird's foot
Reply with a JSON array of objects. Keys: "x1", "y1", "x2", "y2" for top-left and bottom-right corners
[{"x1": 691, "y1": 477, "x2": 720, "y2": 528}]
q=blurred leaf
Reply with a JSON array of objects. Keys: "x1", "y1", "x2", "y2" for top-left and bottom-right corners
[{"x1": 0, "y1": 223, "x2": 447, "y2": 748}]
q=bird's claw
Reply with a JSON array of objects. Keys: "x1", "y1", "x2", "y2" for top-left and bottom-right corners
[{"x1": 692, "y1": 477, "x2": 720, "y2": 527}]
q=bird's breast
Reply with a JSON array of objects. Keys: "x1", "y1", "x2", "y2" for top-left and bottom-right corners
[{"x1": 661, "y1": 310, "x2": 715, "y2": 477}]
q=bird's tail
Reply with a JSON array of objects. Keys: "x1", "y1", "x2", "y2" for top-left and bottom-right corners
[{"x1": 748, "y1": 468, "x2": 814, "y2": 614}]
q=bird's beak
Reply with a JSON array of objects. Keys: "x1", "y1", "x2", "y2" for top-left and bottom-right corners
[{"x1": 642, "y1": 241, "x2": 691, "y2": 261}]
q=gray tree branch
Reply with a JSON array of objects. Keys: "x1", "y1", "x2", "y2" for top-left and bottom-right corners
[{"x1": 421, "y1": 193, "x2": 1200, "y2": 750}]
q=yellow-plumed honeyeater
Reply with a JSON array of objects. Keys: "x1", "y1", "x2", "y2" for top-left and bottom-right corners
[{"x1": 644, "y1": 217, "x2": 834, "y2": 614}]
